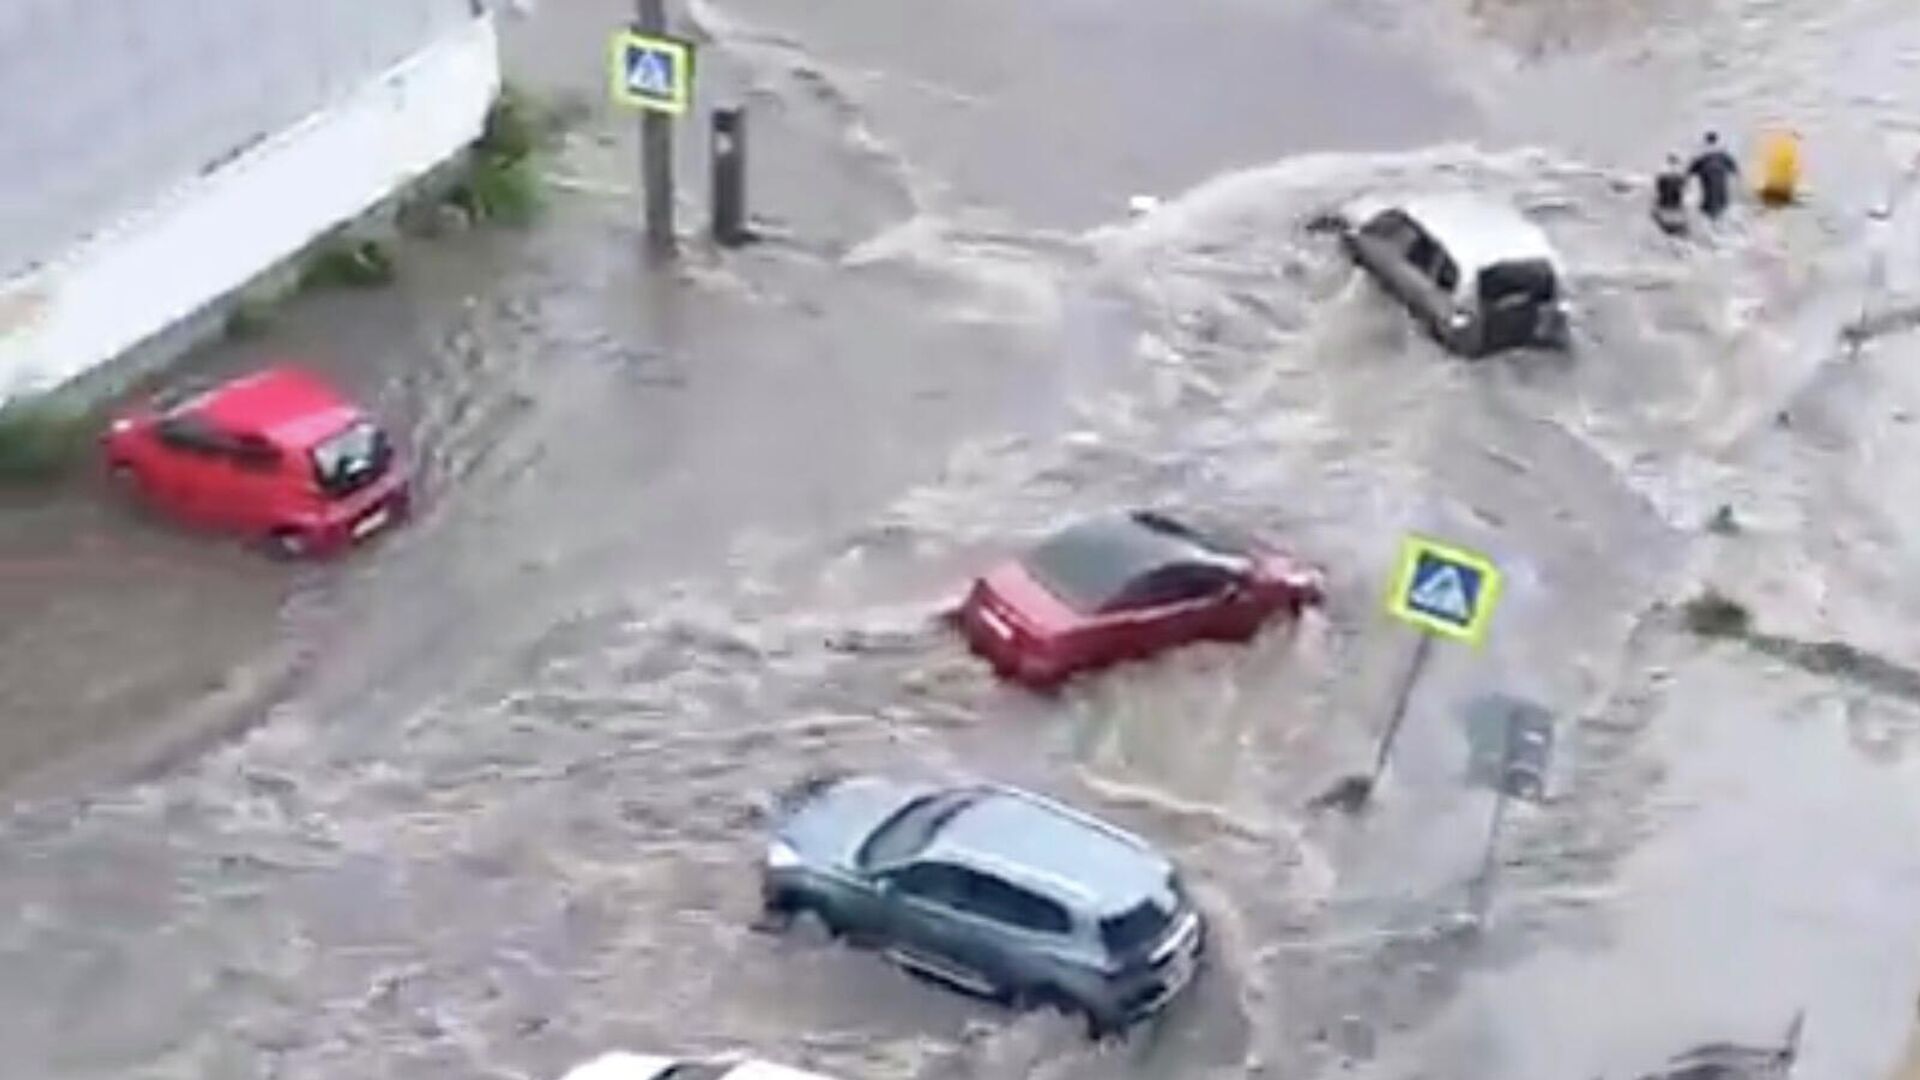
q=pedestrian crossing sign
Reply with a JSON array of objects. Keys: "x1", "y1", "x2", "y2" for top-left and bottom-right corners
[
  {"x1": 1386, "y1": 535, "x2": 1502, "y2": 644},
  {"x1": 608, "y1": 28, "x2": 694, "y2": 115}
]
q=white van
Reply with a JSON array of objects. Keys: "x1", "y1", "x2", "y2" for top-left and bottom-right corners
[{"x1": 1334, "y1": 193, "x2": 1573, "y2": 358}]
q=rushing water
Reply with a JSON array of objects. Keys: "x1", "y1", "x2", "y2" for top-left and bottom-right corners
[{"x1": 5, "y1": 1, "x2": 1920, "y2": 1078}]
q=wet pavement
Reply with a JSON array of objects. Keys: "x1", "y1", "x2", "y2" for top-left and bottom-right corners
[{"x1": 4, "y1": 0, "x2": 1920, "y2": 1078}]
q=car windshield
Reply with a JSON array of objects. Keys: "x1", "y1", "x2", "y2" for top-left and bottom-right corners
[
  {"x1": 856, "y1": 789, "x2": 981, "y2": 870},
  {"x1": 309, "y1": 419, "x2": 391, "y2": 498},
  {"x1": 1099, "y1": 894, "x2": 1176, "y2": 957},
  {"x1": 1023, "y1": 512, "x2": 1245, "y2": 614}
]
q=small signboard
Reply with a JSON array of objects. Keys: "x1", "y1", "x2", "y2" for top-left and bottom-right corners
[
  {"x1": 1386, "y1": 535, "x2": 1503, "y2": 645},
  {"x1": 1463, "y1": 693, "x2": 1554, "y2": 803},
  {"x1": 608, "y1": 28, "x2": 694, "y2": 115}
]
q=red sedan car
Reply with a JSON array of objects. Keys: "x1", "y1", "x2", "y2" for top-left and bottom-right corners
[
  {"x1": 956, "y1": 510, "x2": 1325, "y2": 688},
  {"x1": 102, "y1": 365, "x2": 411, "y2": 558}
]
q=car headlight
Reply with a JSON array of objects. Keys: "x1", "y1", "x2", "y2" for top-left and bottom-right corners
[{"x1": 766, "y1": 839, "x2": 801, "y2": 870}]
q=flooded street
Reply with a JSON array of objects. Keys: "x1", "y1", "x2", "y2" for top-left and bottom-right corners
[{"x1": 5, "y1": 0, "x2": 1920, "y2": 1078}]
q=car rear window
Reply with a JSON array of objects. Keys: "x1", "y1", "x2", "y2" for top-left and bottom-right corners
[
  {"x1": 310, "y1": 420, "x2": 391, "y2": 498},
  {"x1": 1100, "y1": 896, "x2": 1174, "y2": 956},
  {"x1": 1478, "y1": 259, "x2": 1557, "y2": 305}
]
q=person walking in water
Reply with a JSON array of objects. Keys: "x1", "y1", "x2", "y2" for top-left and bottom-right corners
[
  {"x1": 1652, "y1": 154, "x2": 1689, "y2": 236},
  {"x1": 1687, "y1": 131, "x2": 1741, "y2": 220}
]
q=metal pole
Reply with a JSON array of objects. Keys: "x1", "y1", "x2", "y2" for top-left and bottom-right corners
[
  {"x1": 710, "y1": 106, "x2": 748, "y2": 247},
  {"x1": 1467, "y1": 785, "x2": 1509, "y2": 922},
  {"x1": 638, "y1": 0, "x2": 675, "y2": 259},
  {"x1": 1370, "y1": 632, "x2": 1434, "y2": 780}
]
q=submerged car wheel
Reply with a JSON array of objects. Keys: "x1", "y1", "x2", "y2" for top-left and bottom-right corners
[
  {"x1": 108, "y1": 462, "x2": 145, "y2": 501},
  {"x1": 1019, "y1": 985, "x2": 1107, "y2": 1039},
  {"x1": 266, "y1": 528, "x2": 310, "y2": 561}
]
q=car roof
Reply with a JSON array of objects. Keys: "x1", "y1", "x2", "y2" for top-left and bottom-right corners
[
  {"x1": 923, "y1": 787, "x2": 1172, "y2": 916},
  {"x1": 1363, "y1": 193, "x2": 1561, "y2": 278},
  {"x1": 186, "y1": 365, "x2": 361, "y2": 449},
  {"x1": 1023, "y1": 511, "x2": 1249, "y2": 612}
]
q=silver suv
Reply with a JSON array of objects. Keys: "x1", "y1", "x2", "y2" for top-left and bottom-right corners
[
  {"x1": 760, "y1": 775, "x2": 1206, "y2": 1037},
  {"x1": 1335, "y1": 193, "x2": 1573, "y2": 358}
]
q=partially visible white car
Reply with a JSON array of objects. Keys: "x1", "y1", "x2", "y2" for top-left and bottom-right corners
[{"x1": 559, "y1": 1051, "x2": 839, "y2": 1080}]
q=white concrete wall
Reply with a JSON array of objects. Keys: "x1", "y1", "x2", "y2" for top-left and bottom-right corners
[
  {"x1": 0, "y1": 0, "x2": 479, "y2": 280},
  {"x1": 0, "y1": 14, "x2": 500, "y2": 405}
]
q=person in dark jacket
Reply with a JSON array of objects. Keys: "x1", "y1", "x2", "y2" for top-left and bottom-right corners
[
  {"x1": 1687, "y1": 131, "x2": 1741, "y2": 219},
  {"x1": 1653, "y1": 154, "x2": 1689, "y2": 235}
]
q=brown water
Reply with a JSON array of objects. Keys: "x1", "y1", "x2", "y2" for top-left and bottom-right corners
[{"x1": 3, "y1": 1, "x2": 1920, "y2": 1078}]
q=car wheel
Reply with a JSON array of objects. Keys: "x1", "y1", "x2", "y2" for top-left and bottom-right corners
[
  {"x1": 108, "y1": 462, "x2": 145, "y2": 501},
  {"x1": 1017, "y1": 984, "x2": 1075, "y2": 1014},
  {"x1": 265, "y1": 528, "x2": 310, "y2": 560},
  {"x1": 786, "y1": 899, "x2": 847, "y2": 943},
  {"x1": 1019, "y1": 986, "x2": 1107, "y2": 1038}
]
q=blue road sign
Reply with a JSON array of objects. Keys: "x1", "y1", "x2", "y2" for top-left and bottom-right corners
[
  {"x1": 1386, "y1": 535, "x2": 1502, "y2": 644},
  {"x1": 608, "y1": 29, "x2": 693, "y2": 115}
]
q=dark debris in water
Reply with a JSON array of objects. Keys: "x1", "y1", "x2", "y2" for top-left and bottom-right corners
[
  {"x1": 1680, "y1": 590, "x2": 1751, "y2": 639},
  {"x1": 1623, "y1": 1010, "x2": 1802, "y2": 1080},
  {"x1": 1748, "y1": 634, "x2": 1920, "y2": 703},
  {"x1": 1676, "y1": 591, "x2": 1920, "y2": 702}
]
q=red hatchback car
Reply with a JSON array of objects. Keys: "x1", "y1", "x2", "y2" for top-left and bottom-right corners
[
  {"x1": 102, "y1": 366, "x2": 411, "y2": 558},
  {"x1": 956, "y1": 510, "x2": 1325, "y2": 688}
]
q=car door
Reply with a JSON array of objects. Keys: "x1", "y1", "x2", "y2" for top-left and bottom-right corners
[
  {"x1": 1100, "y1": 563, "x2": 1242, "y2": 655},
  {"x1": 223, "y1": 434, "x2": 289, "y2": 534},
  {"x1": 1402, "y1": 231, "x2": 1466, "y2": 335},
  {"x1": 1476, "y1": 259, "x2": 1557, "y2": 352},
  {"x1": 878, "y1": 862, "x2": 1000, "y2": 997},
  {"x1": 150, "y1": 414, "x2": 228, "y2": 525},
  {"x1": 941, "y1": 866, "x2": 1076, "y2": 995}
]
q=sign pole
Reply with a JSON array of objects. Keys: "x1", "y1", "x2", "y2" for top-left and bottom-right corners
[
  {"x1": 1311, "y1": 535, "x2": 1502, "y2": 814},
  {"x1": 637, "y1": 0, "x2": 675, "y2": 259},
  {"x1": 1369, "y1": 631, "x2": 1434, "y2": 783}
]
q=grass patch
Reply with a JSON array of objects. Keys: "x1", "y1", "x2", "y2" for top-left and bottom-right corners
[
  {"x1": 449, "y1": 153, "x2": 544, "y2": 227},
  {"x1": 478, "y1": 84, "x2": 542, "y2": 162},
  {"x1": 443, "y1": 83, "x2": 580, "y2": 229},
  {"x1": 224, "y1": 292, "x2": 278, "y2": 340},
  {"x1": 299, "y1": 237, "x2": 396, "y2": 290},
  {"x1": 0, "y1": 398, "x2": 93, "y2": 487},
  {"x1": 1681, "y1": 588, "x2": 1752, "y2": 639}
]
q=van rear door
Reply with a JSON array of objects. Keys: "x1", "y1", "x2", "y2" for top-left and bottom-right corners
[{"x1": 1477, "y1": 259, "x2": 1558, "y2": 351}]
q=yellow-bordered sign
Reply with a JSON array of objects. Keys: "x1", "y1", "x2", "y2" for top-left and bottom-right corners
[
  {"x1": 608, "y1": 28, "x2": 694, "y2": 115},
  {"x1": 1385, "y1": 534, "x2": 1503, "y2": 645}
]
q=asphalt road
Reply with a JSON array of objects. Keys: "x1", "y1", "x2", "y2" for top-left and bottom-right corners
[{"x1": 3, "y1": 0, "x2": 1920, "y2": 1078}]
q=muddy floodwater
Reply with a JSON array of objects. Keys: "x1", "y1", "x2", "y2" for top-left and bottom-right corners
[{"x1": 4, "y1": 0, "x2": 1920, "y2": 1078}]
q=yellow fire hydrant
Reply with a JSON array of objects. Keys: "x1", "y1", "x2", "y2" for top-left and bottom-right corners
[{"x1": 1758, "y1": 128, "x2": 1802, "y2": 206}]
